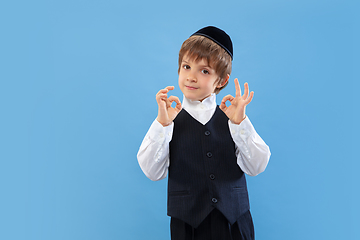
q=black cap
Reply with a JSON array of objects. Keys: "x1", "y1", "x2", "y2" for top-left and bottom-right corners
[{"x1": 191, "y1": 26, "x2": 233, "y2": 59}]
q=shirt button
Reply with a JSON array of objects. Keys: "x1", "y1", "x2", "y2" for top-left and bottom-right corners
[
  {"x1": 206, "y1": 152, "x2": 212, "y2": 158},
  {"x1": 205, "y1": 131, "x2": 211, "y2": 136},
  {"x1": 209, "y1": 174, "x2": 215, "y2": 180},
  {"x1": 212, "y1": 198, "x2": 218, "y2": 203}
]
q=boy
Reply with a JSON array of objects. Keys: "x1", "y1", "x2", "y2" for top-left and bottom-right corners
[{"x1": 137, "y1": 26, "x2": 270, "y2": 240}]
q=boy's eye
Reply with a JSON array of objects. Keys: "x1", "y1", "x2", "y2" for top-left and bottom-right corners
[
  {"x1": 183, "y1": 65, "x2": 190, "y2": 70},
  {"x1": 202, "y1": 69, "x2": 209, "y2": 74}
]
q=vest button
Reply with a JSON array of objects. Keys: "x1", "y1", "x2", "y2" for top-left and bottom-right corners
[
  {"x1": 209, "y1": 174, "x2": 215, "y2": 180},
  {"x1": 205, "y1": 130, "x2": 211, "y2": 136},
  {"x1": 212, "y1": 198, "x2": 218, "y2": 203},
  {"x1": 206, "y1": 152, "x2": 212, "y2": 158}
]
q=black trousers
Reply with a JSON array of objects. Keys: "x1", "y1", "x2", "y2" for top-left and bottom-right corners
[{"x1": 170, "y1": 209, "x2": 254, "y2": 240}]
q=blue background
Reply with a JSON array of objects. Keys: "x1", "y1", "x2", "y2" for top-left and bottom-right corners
[{"x1": 0, "y1": 0, "x2": 358, "y2": 239}]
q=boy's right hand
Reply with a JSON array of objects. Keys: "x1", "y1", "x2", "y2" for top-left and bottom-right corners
[{"x1": 156, "y1": 86, "x2": 182, "y2": 127}]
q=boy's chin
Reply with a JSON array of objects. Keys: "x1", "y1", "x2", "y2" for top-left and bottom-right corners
[{"x1": 184, "y1": 94, "x2": 208, "y2": 102}]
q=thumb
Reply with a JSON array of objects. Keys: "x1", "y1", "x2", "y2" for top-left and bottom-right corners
[{"x1": 219, "y1": 101, "x2": 227, "y2": 111}]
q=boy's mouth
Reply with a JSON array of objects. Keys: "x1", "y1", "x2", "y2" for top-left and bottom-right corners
[{"x1": 185, "y1": 85, "x2": 198, "y2": 90}]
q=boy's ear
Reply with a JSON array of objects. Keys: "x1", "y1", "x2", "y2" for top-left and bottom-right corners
[{"x1": 217, "y1": 74, "x2": 230, "y2": 88}]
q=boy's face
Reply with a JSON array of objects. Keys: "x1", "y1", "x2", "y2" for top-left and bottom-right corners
[{"x1": 178, "y1": 55, "x2": 222, "y2": 102}]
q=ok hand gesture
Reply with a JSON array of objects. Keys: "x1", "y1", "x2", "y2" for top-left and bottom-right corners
[
  {"x1": 220, "y1": 78, "x2": 254, "y2": 125},
  {"x1": 156, "y1": 86, "x2": 182, "y2": 127}
]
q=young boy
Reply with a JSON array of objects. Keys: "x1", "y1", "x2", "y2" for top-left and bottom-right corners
[{"x1": 137, "y1": 26, "x2": 270, "y2": 240}]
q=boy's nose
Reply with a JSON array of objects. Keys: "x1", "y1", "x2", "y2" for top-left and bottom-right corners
[{"x1": 187, "y1": 73, "x2": 197, "y2": 82}]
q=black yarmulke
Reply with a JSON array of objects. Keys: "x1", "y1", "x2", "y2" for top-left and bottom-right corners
[{"x1": 191, "y1": 26, "x2": 233, "y2": 59}]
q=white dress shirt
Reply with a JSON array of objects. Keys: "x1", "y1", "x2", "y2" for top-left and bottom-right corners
[{"x1": 137, "y1": 93, "x2": 271, "y2": 181}]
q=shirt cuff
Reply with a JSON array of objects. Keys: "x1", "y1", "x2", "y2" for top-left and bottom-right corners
[
  {"x1": 228, "y1": 116, "x2": 256, "y2": 141},
  {"x1": 147, "y1": 119, "x2": 174, "y2": 143}
]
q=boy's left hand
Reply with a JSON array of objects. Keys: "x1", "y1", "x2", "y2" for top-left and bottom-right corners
[{"x1": 220, "y1": 78, "x2": 254, "y2": 125}]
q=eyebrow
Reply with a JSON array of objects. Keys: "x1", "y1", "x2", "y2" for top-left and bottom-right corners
[{"x1": 182, "y1": 60, "x2": 211, "y2": 69}]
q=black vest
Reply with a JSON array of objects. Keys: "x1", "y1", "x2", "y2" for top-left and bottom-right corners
[{"x1": 167, "y1": 106, "x2": 250, "y2": 228}]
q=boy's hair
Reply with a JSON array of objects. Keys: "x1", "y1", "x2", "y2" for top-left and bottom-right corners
[{"x1": 178, "y1": 35, "x2": 232, "y2": 94}]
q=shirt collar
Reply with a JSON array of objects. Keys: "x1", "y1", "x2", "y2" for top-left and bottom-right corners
[{"x1": 182, "y1": 93, "x2": 217, "y2": 112}]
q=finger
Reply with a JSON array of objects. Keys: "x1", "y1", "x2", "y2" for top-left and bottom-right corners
[
  {"x1": 165, "y1": 86, "x2": 175, "y2": 91},
  {"x1": 167, "y1": 96, "x2": 180, "y2": 108},
  {"x1": 234, "y1": 78, "x2": 241, "y2": 97},
  {"x1": 219, "y1": 101, "x2": 227, "y2": 111},
  {"x1": 222, "y1": 95, "x2": 234, "y2": 103},
  {"x1": 165, "y1": 98, "x2": 172, "y2": 108},
  {"x1": 168, "y1": 95, "x2": 177, "y2": 102},
  {"x1": 168, "y1": 95, "x2": 181, "y2": 105},
  {"x1": 157, "y1": 93, "x2": 169, "y2": 99},
  {"x1": 245, "y1": 91, "x2": 254, "y2": 104},
  {"x1": 157, "y1": 86, "x2": 175, "y2": 95},
  {"x1": 156, "y1": 93, "x2": 169, "y2": 104},
  {"x1": 220, "y1": 95, "x2": 234, "y2": 110},
  {"x1": 174, "y1": 101, "x2": 182, "y2": 111},
  {"x1": 243, "y1": 82, "x2": 249, "y2": 99},
  {"x1": 156, "y1": 90, "x2": 167, "y2": 101},
  {"x1": 169, "y1": 96, "x2": 182, "y2": 111}
]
